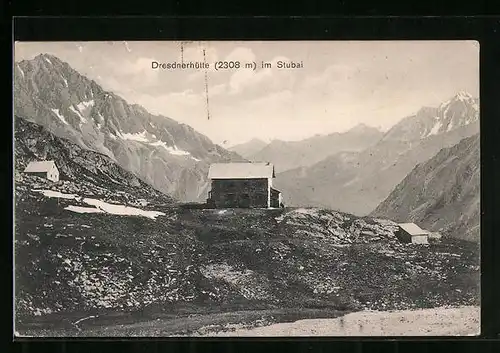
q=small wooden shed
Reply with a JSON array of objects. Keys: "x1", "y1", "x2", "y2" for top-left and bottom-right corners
[
  {"x1": 396, "y1": 223, "x2": 429, "y2": 244},
  {"x1": 23, "y1": 160, "x2": 60, "y2": 182}
]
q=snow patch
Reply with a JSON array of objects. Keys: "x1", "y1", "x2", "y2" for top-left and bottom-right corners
[
  {"x1": 149, "y1": 140, "x2": 191, "y2": 156},
  {"x1": 456, "y1": 91, "x2": 472, "y2": 102},
  {"x1": 439, "y1": 99, "x2": 451, "y2": 109},
  {"x1": 428, "y1": 121, "x2": 442, "y2": 136},
  {"x1": 48, "y1": 191, "x2": 166, "y2": 219},
  {"x1": 33, "y1": 189, "x2": 80, "y2": 200},
  {"x1": 115, "y1": 129, "x2": 196, "y2": 160},
  {"x1": 294, "y1": 208, "x2": 320, "y2": 216},
  {"x1": 65, "y1": 205, "x2": 104, "y2": 214},
  {"x1": 120, "y1": 130, "x2": 149, "y2": 142},
  {"x1": 70, "y1": 106, "x2": 87, "y2": 123},
  {"x1": 62, "y1": 76, "x2": 68, "y2": 87},
  {"x1": 44, "y1": 57, "x2": 52, "y2": 65},
  {"x1": 82, "y1": 198, "x2": 165, "y2": 219},
  {"x1": 76, "y1": 100, "x2": 95, "y2": 112},
  {"x1": 443, "y1": 105, "x2": 451, "y2": 119},
  {"x1": 17, "y1": 64, "x2": 25, "y2": 78},
  {"x1": 51, "y1": 108, "x2": 69, "y2": 125},
  {"x1": 447, "y1": 121, "x2": 454, "y2": 132}
]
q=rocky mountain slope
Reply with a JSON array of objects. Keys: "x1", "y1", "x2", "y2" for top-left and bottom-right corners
[
  {"x1": 15, "y1": 116, "x2": 175, "y2": 208},
  {"x1": 371, "y1": 134, "x2": 480, "y2": 242},
  {"x1": 14, "y1": 53, "x2": 244, "y2": 202},
  {"x1": 275, "y1": 92, "x2": 479, "y2": 215},
  {"x1": 249, "y1": 124, "x2": 383, "y2": 173},
  {"x1": 228, "y1": 138, "x2": 268, "y2": 159}
]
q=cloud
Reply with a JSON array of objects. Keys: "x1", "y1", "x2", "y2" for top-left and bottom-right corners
[
  {"x1": 224, "y1": 47, "x2": 256, "y2": 63},
  {"x1": 113, "y1": 57, "x2": 157, "y2": 75},
  {"x1": 224, "y1": 55, "x2": 298, "y2": 97},
  {"x1": 180, "y1": 42, "x2": 218, "y2": 64},
  {"x1": 95, "y1": 56, "x2": 163, "y2": 95},
  {"x1": 187, "y1": 70, "x2": 205, "y2": 82},
  {"x1": 210, "y1": 83, "x2": 227, "y2": 96},
  {"x1": 228, "y1": 68, "x2": 273, "y2": 95},
  {"x1": 302, "y1": 64, "x2": 358, "y2": 90}
]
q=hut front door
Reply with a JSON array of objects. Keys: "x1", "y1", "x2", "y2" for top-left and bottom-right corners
[{"x1": 240, "y1": 193, "x2": 251, "y2": 208}]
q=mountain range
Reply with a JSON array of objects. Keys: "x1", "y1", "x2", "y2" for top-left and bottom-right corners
[
  {"x1": 274, "y1": 92, "x2": 479, "y2": 216},
  {"x1": 227, "y1": 138, "x2": 268, "y2": 159},
  {"x1": 14, "y1": 53, "x2": 244, "y2": 202},
  {"x1": 13, "y1": 53, "x2": 480, "y2": 240},
  {"x1": 371, "y1": 133, "x2": 480, "y2": 242},
  {"x1": 240, "y1": 124, "x2": 383, "y2": 173}
]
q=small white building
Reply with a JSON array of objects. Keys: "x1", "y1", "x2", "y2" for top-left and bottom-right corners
[
  {"x1": 396, "y1": 223, "x2": 429, "y2": 244},
  {"x1": 23, "y1": 160, "x2": 60, "y2": 182}
]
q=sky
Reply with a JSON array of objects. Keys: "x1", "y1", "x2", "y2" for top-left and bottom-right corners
[{"x1": 14, "y1": 41, "x2": 479, "y2": 146}]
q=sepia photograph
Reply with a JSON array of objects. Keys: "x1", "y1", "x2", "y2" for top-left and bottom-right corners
[{"x1": 13, "y1": 40, "x2": 480, "y2": 337}]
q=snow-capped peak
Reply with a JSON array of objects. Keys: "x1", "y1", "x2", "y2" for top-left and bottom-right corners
[
  {"x1": 454, "y1": 91, "x2": 474, "y2": 102},
  {"x1": 440, "y1": 91, "x2": 475, "y2": 110}
]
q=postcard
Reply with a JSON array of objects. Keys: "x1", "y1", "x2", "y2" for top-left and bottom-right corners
[{"x1": 13, "y1": 40, "x2": 480, "y2": 337}]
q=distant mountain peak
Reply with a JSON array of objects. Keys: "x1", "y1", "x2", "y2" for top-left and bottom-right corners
[
  {"x1": 352, "y1": 122, "x2": 369, "y2": 129},
  {"x1": 440, "y1": 91, "x2": 476, "y2": 109},
  {"x1": 32, "y1": 53, "x2": 61, "y2": 65},
  {"x1": 454, "y1": 90, "x2": 474, "y2": 100},
  {"x1": 381, "y1": 92, "x2": 479, "y2": 143},
  {"x1": 348, "y1": 123, "x2": 381, "y2": 134}
]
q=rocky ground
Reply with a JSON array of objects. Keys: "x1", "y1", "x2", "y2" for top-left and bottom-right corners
[{"x1": 14, "y1": 182, "x2": 480, "y2": 336}]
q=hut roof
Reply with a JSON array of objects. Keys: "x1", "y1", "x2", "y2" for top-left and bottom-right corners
[
  {"x1": 398, "y1": 223, "x2": 429, "y2": 236},
  {"x1": 208, "y1": 162, "x2": 275, "y2": 179},
  {"x1": 24, "y1": 160, "x2": 56, "y2": 173}
]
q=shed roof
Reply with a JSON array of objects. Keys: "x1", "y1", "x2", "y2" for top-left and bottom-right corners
[
  {"x1": 398, "y1": 223, "x2": 429, "y2": 235},
  {"x1": 24, "y1": 160, "x2": 56, "y2": 173},
  {"x1": 208, "y1": 162, "x2": 275, "y2": 179}
]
